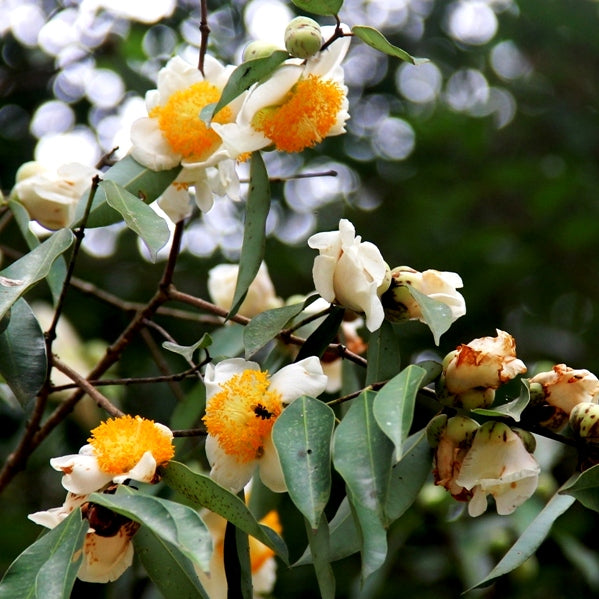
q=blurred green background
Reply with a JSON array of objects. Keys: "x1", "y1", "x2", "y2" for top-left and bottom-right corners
[{"x1": 2, "y1": 0, "x2": 599, "y2": 596}]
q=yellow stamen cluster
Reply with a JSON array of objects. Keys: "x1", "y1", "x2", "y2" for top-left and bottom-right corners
[
  {"x1": 251, "y1": 74, "x2": 344, "y2": 152},
  {"x1": 203, "y1": 369, "x2": 283, "y2": 464},
  {"x1": 150, "y1": 81, "x2": 232, "y2": 161},
  {"x1": 88, "y1": 415, "x2": 174, "y2": 475}
]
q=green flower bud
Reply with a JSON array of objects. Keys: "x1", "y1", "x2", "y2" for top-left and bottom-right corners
[
  {"x1": 242, "y1": 41, "x2": 283, "y2": 62},
  {"x1": 381, "y1": 270, "x2": 415, "y2": 323},
  {"x1": 426, "y1": 414, "x2": 448, "y2": 448},
  {"x1": 436, "y1": 374, "x2": 495, "y2": 410},
  {"x1": 511, "y1": 427, "x2": 537, "y2": 453},
  {"x1": 284, "y1": 16, "x2": 322, "y2": 59},
  {"x1": 445, "y1": 415, "x2": 480, "y2": 445},
  {"x1": 570, "y1": 402, "x2": 599, "y2": 441}
]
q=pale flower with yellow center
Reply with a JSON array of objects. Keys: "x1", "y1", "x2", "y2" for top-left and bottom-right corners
[
  {"x1": 50, "y1": 415, "x2": 175, "y2": 494},
  {"x1": 130, "y1": 55, "x2": 244, "y2": 220},
  {"x1": 212, "y1": 25, "x2": 350, "y2": 156},
  {"x1": 203, "y1": 357, "x2": 328, "y2": 492},
  {"x1": 196, "y1": 508, "x2": 281, "y2": 598}
]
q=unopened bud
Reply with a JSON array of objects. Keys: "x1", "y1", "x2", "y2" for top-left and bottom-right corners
[
  {"x1": 436, "y1": 374, "x2": 495, "y2": 410},
  {"x1": 381, "y1": 267, "x2": 418, "y2": 323},
  {"x1": 570, "y1": 402, "x2": 599, "y2": 442},
  {"x1": 511, "y1": 427, "x2": 537, "y2": 453},
  {"x1": 284, "y1": 16, "x2": 322, "y2": 59},
  {"x1": 242, "y1": 41, "x2": 282, "y2": 62},
  {"x1": 445, "y1": 415, "x2": 480, "y2": 445},
  {"x1": 426, "y1": 414, "x2": 448, "y2": 448}
]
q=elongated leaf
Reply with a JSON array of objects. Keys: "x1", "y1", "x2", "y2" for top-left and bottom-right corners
[
  {"x1": 161, "y1": 461, "x2": 288, "y2": 563},
  {"x1": 560, "y1": 464, "x2": 599, "y2": 510},
  {"x1": 243, "y1": 301, "x2": 305, "y2": 358},
  {"x1": 87, "y1": 487, "x2": 212, "y2": 572},
  {"x1": 134, "y1": 525, "x2": 209, "y2": 599},
  {"x1": 229, "y1": 152, "x2": 270, "y2": 318},
  {"x1": 304, "y1": 515, "x2": 335, "y2": 599},
  {"x1": 0, "y1": 298, "x2": 46, "y2": 408},
  {"x1": 208, "y1": 51, "x2": 289, "y2": 119},
  {"x1": 291, "y1": 0, "x2": 343, "y2": 16},
  {"x1": 295, "y1": 305, "x2": 345, "y2": 362},
  {"x1": 0, "y1": 229, "x2": 74, "y2": 321},
  {"x1": 468, "y1": 478, "x2": 577, "y2": 591},
  {"x1": 102, "y1": 180, "x2": 170, "y2": 262},
  {"x1": 384, "y1": 431, "x2": 432, "y2": 523},
  {"x1": 473, "y1": 379, "x2": 531, "y2": 422},
  {"x1": 273, "y1": 396, "x2": 335, "y2": 528},
  {"x1": 0, "y1": 509, "x2": 87, "y2": 599},
  {"x1": 75, "y1": 156, "x2": 181, "y2": 228},
  {"x1": 332, "y1": 391, "x2": 393, "y2": 516},
  {"x1": 373, "y1": 365, "x2": 426, "y2": 461},
  {"x1": 351, "y1": 26, "x2": 427, "y2": 64},
  {"x1": 406, "y1": 285, "x2": 453, "y2": 345},
  {"x1": 163, "y1": 333, "x2": 212, "y2": 363},
  {"x1": 417, "y1": 360, "x2": 443, "y2": 387},
  {"x1": 8, "y1": 200, "x2": 67, "y2": 304},
  {"x1": 365, "y1": 320, "x2": 401, "y2": 385}
]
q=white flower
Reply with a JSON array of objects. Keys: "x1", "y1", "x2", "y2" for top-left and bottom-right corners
[
  {"x1": 12, "y1": 161, "x2": 100, "y2": 230},
  {"x1": 443, "y1": 329, "x2": 527, "y2": 396},
  {"x1": 384, "y1": 266, "x2": 466, "y2": 323},
  {"x1": 456, "y1": 422, "x2": 541, "y2": 517},
  {"x1": 50, "y1": 415, "x2": 174, "y2": 495},
  {"x1": 208, "y1": 262, "x2": 283, "y2": 318},
  {"x1": 308, "y1": 218, "x2": 390, "y2": 332},
  {"x1": 213, "y1": 25, "x2": 350, "y2": 155},
  {"x1": 130, "y1": 55, "x2": 244, "y2": 220},
  {"x1": 203, "y1": 357, "x2": 328, "y2": 492},
  {"x1": 79, "y1": 0, "x2": 176, "y2": 24}
]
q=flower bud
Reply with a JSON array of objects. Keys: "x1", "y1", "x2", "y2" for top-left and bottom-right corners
[
  {"x1": 426, "y1": 414, "x2": 448, "y2": 448},
  {"x1": 242, "y1": 41, "x2": 282, "y2": 61},
  {"x1": 284, "y1": 16, "x2": 322, "y2": 59},
  {"x1": 569, "y1": 402, "x2": 599, "y2": 442},
  {"x1": 511, "y1": 428, "x2": 537, "y2": 453},
  {"x1": 436, "y1": 374, "x2": 495, "y2": 410}
]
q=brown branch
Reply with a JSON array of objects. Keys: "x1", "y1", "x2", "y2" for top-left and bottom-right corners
[{"x1": 198, "y1": 0, "x2": 210, "y2": 75}]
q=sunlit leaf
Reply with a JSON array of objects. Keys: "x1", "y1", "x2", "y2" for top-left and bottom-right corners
[
  {"x1": 273, "y1": 396, "x2": 335, "y2": 528},
  {"x1": 351, "y1": 26, "x2": 427, "y2": 64},
  {"x1": 229, "y1": 152, "x2": 270, "y2": 319},
  {"x1": 207, "y1": 51, "x2": 289, "y2": 120},
  {"x1": 0, "y1": 509, "x2": 87, "y2": 599},
  {"x1": 468, "y1": 477, "x2": 577, "y2": 591},
  {"x1": 384, "y1": 431, "x2": 433, "y2": 523},
  {"x1": 373, "y1": 365, "x2": 426, "y2": 461},
  {"x1": 406, "y1": 285, "x2": 453, "y2": 345},
  {"x1": 304, "y1": 515, "x2": 335, "y2": 599},
  {"x1": 134, "y1": 526, "x2": 209, "y2": 599},
  {"x1": 244, "y1": 301, "x2": 305, "y2": 358},
  {"x1": 161, "y1": 461, "x2": 288, "y2": 563},
  {"x1": 295, "y1": 305, "x2": 344, "y2": 361},
  {"x1": 473, "y1": 379, "x2": 531, "y2": 422},
  {"x1": 366, "y1": 320, "x2": 401, "y2": 385},
  {"x1": 75, "y1": 156, "x2": 181, "y2": 228},
  {"x1": 291, "y1": 0, "x2": 343, "y2": 16},
  {"x1": 102, "y1": 180, "x2": 170, "y2": 262},
  {"x1": 88, "y1": 487, "x2": 212, "y2": 572},
  {"x1": 0, "y1": 298, "x2": 46, "y2": 409},
  {"x1": 163, "y1": 333, "x2": 212, "y2": 363},
  {"x1": 0, "y1": 228, "x2": 74, "y2": 321}
]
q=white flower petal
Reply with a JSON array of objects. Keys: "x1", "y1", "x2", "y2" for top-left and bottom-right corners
[
  {"x1": 205, "y1": 434, "x2": 256, "y2": 493},
  {"x1": 205, "y1": 358, "x2": 261, "y2": 400},
  {"x1": 113, "y1": 450, "x2": 157, "y2": 484},
  {"x1": 269, "y1": 356, "x2": 328, "y2": 403},
  {"x1": 50, "y1": 453, "x2": 113, "y2": 495},
  {"x1": 258, "y1": 435, "x2": 287, "y2": 492},
  {"x1": 130, "y1": 117, "x2": 180, "y2": 170}
]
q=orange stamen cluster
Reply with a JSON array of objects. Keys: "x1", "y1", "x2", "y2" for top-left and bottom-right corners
[
  {"x1": 203, "y1": 369, "x2": 283, "y2": 464},
  {"x1": 251, "y1": 74, "x2": 344, "y2": 152},
  {"x1": 88, "y1": 415, "x2": 174, "y2": 475}
]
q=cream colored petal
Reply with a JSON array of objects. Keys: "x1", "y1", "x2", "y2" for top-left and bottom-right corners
[
  {"x1": 205, "y1": 358, "x2": 261, "y2": 400},
  {"x1": 269, "y1": 356, "x2": 328, "y2": 403},
  {"x1": 157, "y1": 183, "x2": 192, "y2": 223},
  {"x1": 77, "y1": 527, "x2": 136, "y2": 583},
  {"x1": 50, "y1": 453, "x2": 113, "y2": 495},
  {"x1": 211, "y1": 122, "x2": 270, "y2": 156},
  {"x1": 241, "y1": 64, "x2": 303, "y2": 117},
  {"x1": 205, "y1": 434, "x2": 256, "y2": 493},
  {"x1": 113, "y1": 450, "x2": 157, "y2": 484},
  {"x1": 312, "y1": 254, "x2": 338, "y2": 303},
  {"x1": 192, "y1": 176, "x2": 215, "y2": 213},
  {"x1": 304, "y1": 27, "x2": 351, "y2": 77},
  {"x1": 258, "y1": 436, "x2": 286, "y2": 493},
  {"x1": 130, "y1": 117, "x2": 181, "y2": 170}
]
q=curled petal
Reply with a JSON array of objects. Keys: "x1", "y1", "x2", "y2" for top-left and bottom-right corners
[
  {"x1": 269, "y1": 356, "x2": 328, "y2": 403},
  {"x1": 50, "y1": 453, "x2": 112, "y2": 495}
]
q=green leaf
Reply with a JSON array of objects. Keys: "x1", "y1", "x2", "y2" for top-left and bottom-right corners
[
  {"x1": 162, "y1": 333, "x2": 212, "y2": 363},
  {"x1": 560, "y1": 464, "x2": 599, "y2": 510},
  {"x1": 373, "y1": 365, "x2": 426, "y2": 461},
  {"x1": 295, "y1": 305, "x2": 345, "y2": 361},
  {"x1": 76, "y1": 156, "x2": 181, "y2": 228},
  {"x1": 161, "y1": 461, "x2": 288, "y2": 563},
  {"x1": 243, "y1": 301, "x2": 305, "y2": 358},
  {"x1": 416, "y1": 360, "x2": 443, "y2": 387},
  {"x1": 8, "y1": 200, "x2": 67, "y2": 304},
  {"x1": 384, "y1": 431, "x2": 433, "y2": 523},
  {"x1": 406, "y1": 285, "x2": 453, "y2": 345},
  {"x1": 101, "y1": 180, "x2": 170, "y2": 262},
  {"x1": 0, "y1": 228, "x2": 74, "y2": 321},
  {"x1": 291, "y1": 0, "x2": 343, "y2": 16},
  {"x1": 0, "y1": 509, "x2": 87, "y2": 599},
  {"x1": 333, "y1": 391, "x2": 393, "y2": 517},
  {"x1": 473, "y1": 378, "x2": 531, "y2": 422},
  {"x1": 365, "y1": 320, "x2": 401, "y2": 385},
  {"x1": 0, "y1": 298, "x2": 46, "y2": 408},
  {"x1": 208, "y1": 52, "x2": 290, "y2": 119},
  {"x1": 351, "y1": 26, "x2": 427, "y2": 64},
  {"x1": 272, "y1": 396, "x2": 335, "y2": 528},
  {"x1": 468, "y1": 478, "x2": 577, "y2": 591},
  {"x1": 304, "y1": 515, "x2": 335, "y2": 599},
  {"x1": 87, "y1": 487, "x2": 212, "y2": 572},
  {"x1": 229, "y1": 152, "x2": 270, "y2": 319},
  {"x1": 134, "y1": 525, "x2": 209, "y2": 599}
]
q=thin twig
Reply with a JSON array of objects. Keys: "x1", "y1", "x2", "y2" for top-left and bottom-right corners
[{"x1": 198, "y1": 0, "x2": 210, "y2": 74}]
